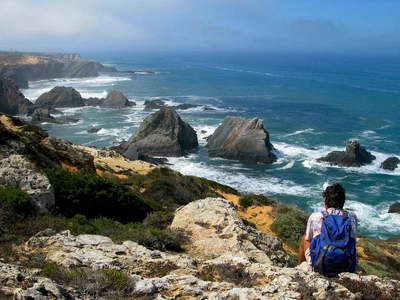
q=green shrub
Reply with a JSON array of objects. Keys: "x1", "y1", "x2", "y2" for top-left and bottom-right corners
[
  {"x1": 142, "y1": 211, "x2": 174, "y2": 229},
  {"x1": 45, "y1": 169, "x2": 152, "y2": 223},
  {"x1": 68, "y1": 214, "x2": 99, "y2": 235},
  {"x1": 41, "y1": 264, "x2": 135, "y2": 299},
  {"x1": 270, "y1": 207, "x2": 308, "y2": 250},
  {"x1": 239, "y1": 193, "x2": 274, "y2": 208},
  {"x1": 0, "y1": 185, "x2": 35, "y2": 215},
  {"x1": 135, "y1": 227, "x2": 187, "y2": 251}
]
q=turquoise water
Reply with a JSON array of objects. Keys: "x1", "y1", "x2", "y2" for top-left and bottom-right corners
[{"x1": 21, "y1": 51, "x2": 400, "y2": 239}]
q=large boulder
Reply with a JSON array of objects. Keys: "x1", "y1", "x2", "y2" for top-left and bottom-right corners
[
  {"x1": 125, "y1": 107, "x2": 198, "y2": 158},
  {"x1": 100, "y1": 90, "x2": 135, "y2": 108},
  {"x1": 317, "y1": 140, "x2": 376, "y2": 167},
  {"x1": 171, "y1": 197, "x2": 289, "y2": 266},
  {"x1": 0, "y1": 76, "x2": 33, "y2": 115},
  {"x1": 35, "y1": 86, "x2": 85, "y2": 108},
  {"x1": 381, "y1": 157, "x2": 400, "y2": 171},
  {"x1": 205, "y1": 116, "x2": 277, "y2": 163}
]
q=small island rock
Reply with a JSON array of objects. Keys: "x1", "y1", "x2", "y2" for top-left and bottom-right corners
[
  {"x1": 317, "y1": 139, "x2": 376, "y2": 167},
  {"x1": 388, "y1": 202, "x2": 400, "y2": 214},
  {"x1": 124, "y1": 107, "x2": 198, "y2": 158},
  {"x1": 100, "y1": 90, "x2": 134, "y2": 108},
  {"x1": 205, "y1": 116, "x2": 277, "y2": 163},
  {"x1": 380, "y1": 157, "x2": 400, "y2": 171},
  {"x1": 35, "y1": 86, "x2": 85, "y2": 108}
]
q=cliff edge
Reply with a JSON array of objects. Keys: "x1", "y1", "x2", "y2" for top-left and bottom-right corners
[{"x1": 0, "y1": 51, "x2": 117, "y2": 88}]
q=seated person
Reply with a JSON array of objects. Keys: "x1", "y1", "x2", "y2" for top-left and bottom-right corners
[{"x1": 298, "y1": 183, "x2": 357, "y2": 272}]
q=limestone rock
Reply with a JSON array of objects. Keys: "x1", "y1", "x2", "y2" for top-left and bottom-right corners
[
  {"x1": 317, "y1": 139, "x2": 376, "y2": 167},
  {"x1": 0, "y1": 76, "x2": 33, "y2": 115},
  {"x1": 205, "y1": 116, "x2": 277, "y2": 163},
  {"x1": 125, "y1": 107, "x2": 198, "y2": 158},
  {"x1": 100, "y1": 90, "x2": 135, "y2": 108},
  {"x1": 0, "y1": 154, "x2": 54, "y2": 214},
  {"x1": 381, "y1": 156, "x2": 400, "y2": 171},
  {"x1": 35, "y1": 86, "x2": 85, "y2": 108},
  {"x1": 170, "y1": 197, "x2": 289, "y2": 266}
]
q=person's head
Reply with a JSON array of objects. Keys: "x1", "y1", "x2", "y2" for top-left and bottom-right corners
[{"x1": 323, "y1": 183, "x2": 346, "y2": 209}]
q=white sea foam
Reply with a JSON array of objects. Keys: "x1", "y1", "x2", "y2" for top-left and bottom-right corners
[{"x1": 346, "y1": 201, "x2": 400, "y2": 239}]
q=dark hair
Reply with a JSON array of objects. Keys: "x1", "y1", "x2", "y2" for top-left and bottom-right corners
[{"x1": 323, "y1": 183, "x2": 346, "y2": 209}]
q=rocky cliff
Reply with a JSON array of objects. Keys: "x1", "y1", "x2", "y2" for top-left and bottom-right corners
[
  {"x1": 0, "y1": 76, "x2": 33, "y2": 115},
  {"x1": 0, "y1": 51, "x2": 117, "y2": 89}
]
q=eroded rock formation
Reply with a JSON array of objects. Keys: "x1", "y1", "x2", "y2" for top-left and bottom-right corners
[
  {"x1": 99, "y1": 90, "x2": 135, "y2": 108},
  {"x1": 205, "y1": 116, "x2": 277, "y2": 163},
  {"x1": 124, "y1": 107, "x2": 198, "y2": 158},
  {"x1": 317, "y1": 139, "x2": 376, "y2": 167}
]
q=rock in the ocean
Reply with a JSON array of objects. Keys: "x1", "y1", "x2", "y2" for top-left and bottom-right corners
[
  {"x1": 125, "y1": 107, "x2": 198, "y2": 157},
  {"x1": 205, "y1": 116, "x2": 277, "y2": 163},
  {"x1": 317, "y1": 139, "x2": 376, "y2": 167},
  {"x1": 380, "y1": 156, "x2": 400, "y2": 171},
  {"x1": 100, "y1": 90, "x2": 135, "y2": 108},
  {"x1": 388, "y1": 202, "x2": 400, "y2": 214},
  {"x1": 35, "y1": 86, "x2": 85, "y2": 108}
]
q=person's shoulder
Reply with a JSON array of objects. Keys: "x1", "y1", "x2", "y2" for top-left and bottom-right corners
[
  {"x1": 309, "y1": 211, "x2": 323, "y2": 220},
  {"x1": 349, "y1": 211, "x2": 357, "y2": 219}
]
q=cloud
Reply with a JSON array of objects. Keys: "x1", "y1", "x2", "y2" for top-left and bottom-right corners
[{"x1": 0, "y1": 0, "x2": 399, "y2": 54}]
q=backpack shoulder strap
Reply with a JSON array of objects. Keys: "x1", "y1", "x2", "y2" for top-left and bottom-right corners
[{"x1": 347, "y1": 211, "x2": 353, "y2": 228}]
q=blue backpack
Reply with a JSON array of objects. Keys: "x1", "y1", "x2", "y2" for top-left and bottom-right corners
[{"x1": 309, "y1": 211, "x2": 357, "y2": 277}]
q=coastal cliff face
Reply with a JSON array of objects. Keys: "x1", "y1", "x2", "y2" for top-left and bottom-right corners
[{"x1": 0, "y1": 51, "x2": 117, "y2": 89}]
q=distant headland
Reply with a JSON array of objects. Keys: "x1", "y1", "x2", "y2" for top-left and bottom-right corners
[{"x1": 0, "y1": 51, "x2": 118, "y2": 89}]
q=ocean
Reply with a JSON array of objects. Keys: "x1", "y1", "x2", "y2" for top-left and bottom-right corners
[{"x1": 21, "y1": 51, "x2": 400, "y2": 240}]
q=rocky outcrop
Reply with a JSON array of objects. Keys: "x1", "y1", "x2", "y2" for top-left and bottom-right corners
[
  {"x1": 388, "y1": 202, "x2": 400, "y2": 214},
  {"x1": 0, "y1": 51, "x2": 117, "y2": 88},
  {"x1": 381, "y1": 156, "x2": 400, "y2": 171},
  {"x1": 317, "y1": 139, "x2": 376, "y2": 167},
  {"x1": 0, "y1": 113, "x2": 96, "y2": 173},
  {"x1": 205, "y1": 116, "x2": 277, "y2": 163},
  {"x1": 0, "y1": 154, "x2": 54, "y2": 214},
  {"x1": 1, "y1": 198, "x2": 399, "y2": 299},
  {"x1": 42, "y1": 136, "x2": 95, "y2": 173},
  {"x1": 35, "y1": 86, "x2": 85, "y2": 108},
  {"x1": 144, "y1": 99, "x2": 166, "y2": 110},
  {"x1": 124, "y1": 107, "x2": 198, "y2": 158},
  {"x1": 99, "y1": 90, "x2": 134, "y2": 108},
  {"x1": 0, "y1": 76, "x2": 33, "y2": 115},
  {"x1": 171, "y1": 198, "x2": 289, "y2": 266}
]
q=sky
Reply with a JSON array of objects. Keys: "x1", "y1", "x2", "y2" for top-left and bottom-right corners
[{"x1": 1, "y1": 0, "x2": 400, "y2": 55}]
